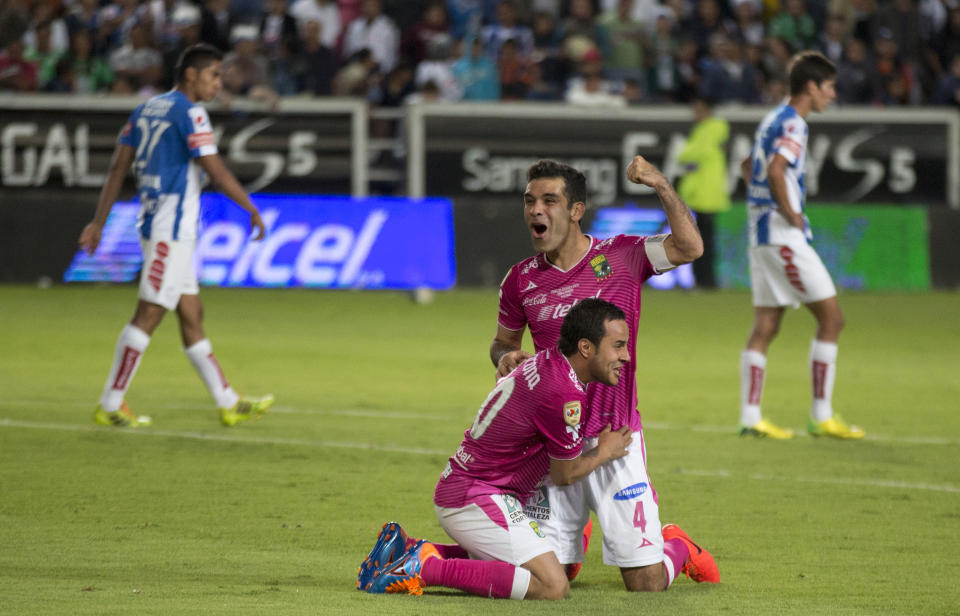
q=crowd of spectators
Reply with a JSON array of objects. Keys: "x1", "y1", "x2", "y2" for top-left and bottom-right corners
[{"x1": 0, "y1": 0, "x2": 958, "y2": 108}]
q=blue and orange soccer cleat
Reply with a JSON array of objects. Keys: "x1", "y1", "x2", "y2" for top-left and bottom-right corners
[
  {"x1": 357, "y1": 522, "x2": 408, "y2": 590},
  {"x1": 364, "y1": 539, "x2": 441, "y2": 595},
  {"x1": 662, "y1": 523, "x2": 720, "y2": 583}
]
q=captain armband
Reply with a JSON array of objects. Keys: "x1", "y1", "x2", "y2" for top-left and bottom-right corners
[{"x1": 644, "y1": 234, "x2": 677, "y2": 273}]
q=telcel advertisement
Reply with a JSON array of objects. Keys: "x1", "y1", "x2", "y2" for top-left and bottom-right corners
[{"x1": 65, "y1": 194, "x2": 456, "y2": 289}]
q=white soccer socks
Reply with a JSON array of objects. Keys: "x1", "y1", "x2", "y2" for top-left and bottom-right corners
[
  {"x1": 740, "y1": 350, "x2": 767, "y2": 427},
  {"x1": 809, "y1": 340, "x2": 838, "y2": 422},
  {"x1": 100, "y1": 324, "x2": 151, "y2": 412},
  {"x1": 185, "y1": 338, "x2": 239, "y2": 410}
]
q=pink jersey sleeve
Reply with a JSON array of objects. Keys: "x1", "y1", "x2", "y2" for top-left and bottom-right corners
[
  {"x1": 533, "y1": 390, "x2": 585, "y2": 461},
  {"x1": 497, "y1": 264, "x2": 526, "y2": 331},
  {"x1": 617, "y1": 235, "x2": 656, "y2": 283}
]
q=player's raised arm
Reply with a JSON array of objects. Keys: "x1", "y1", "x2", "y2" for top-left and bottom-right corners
[
  {"x1": 197, "y1": 154, "x2": 266, "y2": 240},
  {"x1": 79, "y1": 143, "x2": 135, "y2": 256},
  {"x1": 626, "y1": 155, "x2": 703, "y2": 265},
  {"x1": 491, "y1": 325, "x2": 531, "y2": 378}
]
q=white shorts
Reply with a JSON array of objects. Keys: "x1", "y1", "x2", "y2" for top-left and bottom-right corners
[
  {"x1": 435, "y1": 493, "x2": 553, "y2": 566},
  {"x1": 526, "y1": 431, "x2": 665, "y2": 568},
  {"x1": 139, "y1": 239, "x2": 198, "y2": 310},
  {"x1": 749, "y1": 243, "x2": 837, "y2": 308}
]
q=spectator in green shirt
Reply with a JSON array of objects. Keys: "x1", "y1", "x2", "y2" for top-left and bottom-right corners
[
  {"x1": 677, "y1": 95, "x2": 730, "y2": 288},
  {"x1": 768, "y1": 0, "x2": 817, "y2": 52}
]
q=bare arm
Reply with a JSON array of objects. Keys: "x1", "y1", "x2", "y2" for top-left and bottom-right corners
[
  {"x1": 198, "y1": 154, "x2": 266, "y2": 240},
  {"x1": 767, "y1": 154, "x2": 806, "y2": 229},
  {"x1": 490, "y1": 324, "x2": 531, "y2": 379},
  {"x1": 626, "y1": 155, "x2": 703, "y2": 265},
  {"x1": 549, "y1": 425, "x2": 632, "y2": 486},
  {"x1": 78, "y1": 144, "x2": 135, "y2": 255},
  {"x1": 740, "y1": 155, "x2": 752, "y2": 186}
]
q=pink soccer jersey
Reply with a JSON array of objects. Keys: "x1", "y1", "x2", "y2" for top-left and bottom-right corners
[
  {"x1": 433, "y1": 349, "x2": 587, "y2": 511},
  {"x1": 498, "y1": 234, "x2": 657, "y2": 437}
]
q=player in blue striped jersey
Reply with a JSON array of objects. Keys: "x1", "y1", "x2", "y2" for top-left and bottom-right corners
[
  {"x1": 738, "y1": 51, "x2": 863, "y2": 440},
  {"x1": 79, "y1": 44, "x2": 273, "y2": 428}
]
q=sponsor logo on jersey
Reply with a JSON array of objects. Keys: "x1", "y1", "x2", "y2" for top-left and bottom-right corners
[
  {"x1": 613, "y1": 482, "x2": 648, "y2": 501},
  {"x1": 596, "y1": 237, "x2": 615, "y2": 250},
  {"x1": 522, "y1": 280, "x2": 538, "y2": 292},
  {"x1": 590, "y1": 254, "x2": 612, "y2": 279},
  {"x1": 521, "y1": 258, "x2": 540, "y2": 275},
  {"x1": 522, "y1": 292, "x2": 548, "y2": 307},
  {"x1": 529, "y1": 520, "x2": 546, "y2": 539},
  {"x1": 549, "y1": 283, "x2": 579, "y2": 298},
  {"x1": 563, "y1": 401, "x2": 581, "y2": 426}
]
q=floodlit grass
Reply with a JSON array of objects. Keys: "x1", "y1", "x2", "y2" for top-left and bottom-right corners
[{"x1": 1, "y1": 285, "x2": 958, "y2": 615}]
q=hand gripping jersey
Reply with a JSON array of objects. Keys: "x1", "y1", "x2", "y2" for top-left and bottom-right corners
[
  {"x1": 746, "y1": 103, "x2": 811, "y2": 247},
  {"x1": 433, "y1": 349, "x2": 587, "y2": 512},
  {"x1": 118, "y1": 90, "x2": 218, "y2": 242},
  {"x1": 497, "y1": 235, "x2": 658, "y2": 438}
]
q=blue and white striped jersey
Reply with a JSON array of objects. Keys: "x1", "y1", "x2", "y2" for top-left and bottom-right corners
[
  {"x1": 118, "y1": 89, "x2": 217, "y2": 241},
  {"x1": 746, "y1": 103, "x2": 810, "y2": 247}
]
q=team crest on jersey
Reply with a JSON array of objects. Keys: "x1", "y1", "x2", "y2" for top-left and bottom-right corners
[
  {"x1": 563, "y1": 401, "x2": 581, "y2": 426},
  {"x1": 590, "y1": 254, "x2": 612, "y2": 279},
  {"x1": 529, "y1": 520, "x2": 546, "y2": 539}
]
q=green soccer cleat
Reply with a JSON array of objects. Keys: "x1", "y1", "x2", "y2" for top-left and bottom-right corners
[
  {"x1": 94, "y1": 402, "x2": 152, "y2": 428},
  {"x1": 739, "y1": 418, "x2": 795, "y2": 439},
  {"x1": 220, "y1": 394, "x2": 274, "y2": 427},
  {"x1": 807, "y1": 415, "x2": 865, "y2": 439}
]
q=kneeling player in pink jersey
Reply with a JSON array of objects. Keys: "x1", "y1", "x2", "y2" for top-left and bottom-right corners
[
  {"x1": 492, "y1": 158, "x2": 718, "y2": 590},
  {"x1": 357, "y1": 299, "x2": 633, "y2": 599}
]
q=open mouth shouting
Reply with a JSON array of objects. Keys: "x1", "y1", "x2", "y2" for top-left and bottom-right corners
[{"x1": 530, "y1": 222, "x2": 548, "y2": 239}]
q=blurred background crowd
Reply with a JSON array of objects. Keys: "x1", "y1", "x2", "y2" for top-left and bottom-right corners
[{"x1": 0, "y1": 0, "x2": 958, "y2": 108}]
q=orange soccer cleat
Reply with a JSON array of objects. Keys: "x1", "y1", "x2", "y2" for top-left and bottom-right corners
[{"x1": 662, "y1": 523, "x2": 719, "y2": 584}]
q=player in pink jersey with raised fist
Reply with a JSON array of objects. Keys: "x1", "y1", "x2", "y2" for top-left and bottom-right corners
[{"x1": 491, "y1": 157, "x2": 719, "y2": 590}]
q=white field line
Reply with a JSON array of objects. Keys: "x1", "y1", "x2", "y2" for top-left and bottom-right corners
[
  {"x1": 1, "y1": 417, "x2": 958, "y2": 494},
  {"x1": 4, "y1": 400, "x2": 958, "y2": 445},
  {"x1": 0, "y1": 418, "x2": 449, "y2": 456}
]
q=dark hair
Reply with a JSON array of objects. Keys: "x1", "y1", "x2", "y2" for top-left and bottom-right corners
[
  {"x1": 787, "y1": 50, "x2": 836, "y2": 95},
  {"x1": 175, "y1": 43, "x2": 223, "y2": 83},
  {"x1": 558, "y1": 298, "x2": 626, "y2": 356},
  {"x1": 526, "y1": 159, "x2": 587, "y2": 208}
]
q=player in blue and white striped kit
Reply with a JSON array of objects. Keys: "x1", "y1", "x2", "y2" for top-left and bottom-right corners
[
  {"x1": 79, "y1": 44, "x2": 274, "y2": 428},
  {"x1": 738, "y1": 51, "x2": 863, "y2": 441}
]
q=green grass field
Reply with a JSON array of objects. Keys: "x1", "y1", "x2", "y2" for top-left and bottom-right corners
[{"x1": 1, "y1": 285, "x2": 958, "y2": 615}]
